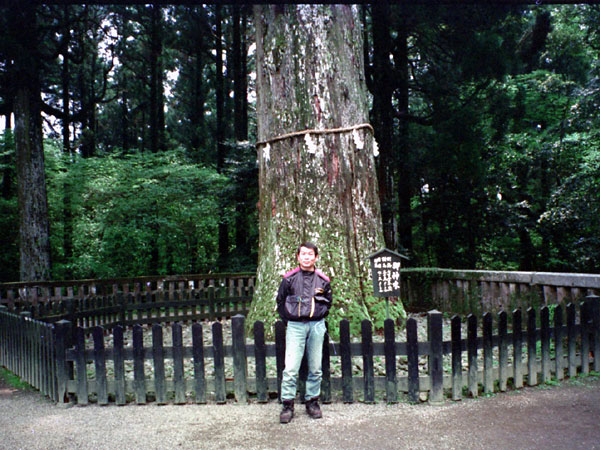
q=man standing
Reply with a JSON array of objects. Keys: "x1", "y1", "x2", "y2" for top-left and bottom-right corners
[{"x1": 276, "y1": 242, "x2": 332, "y2": 423}]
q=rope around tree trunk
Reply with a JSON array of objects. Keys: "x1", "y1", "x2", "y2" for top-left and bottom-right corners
[{"x1": 255, "y1": 123, "x2": 374, "y2": 147}]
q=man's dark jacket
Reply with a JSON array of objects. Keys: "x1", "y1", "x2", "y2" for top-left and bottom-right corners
[{"x1": 276, "y1": 267, "x2": 332, "y2": 322}]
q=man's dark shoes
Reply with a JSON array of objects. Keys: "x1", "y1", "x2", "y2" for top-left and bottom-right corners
[
  {"x1": 280, "y1": 399, "x2": 294, "y2": 424},
  {"x1": 305, "y1": 397, "x2": 322, "y2": 419}
]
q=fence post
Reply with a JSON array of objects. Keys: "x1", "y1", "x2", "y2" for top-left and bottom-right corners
[
  {"x1": 361, "y1": 319, "x2": 375, "y2": 403},
  {"x1": 192, "y1": 322, "x2": 206, "y2": 404},
  {"x1": 275, "y1": 320, "x2": 286, "y2": 402},
  {"x1": 253, "y1": 321, "x2": 268, "y2": 403},
  {"x1": 113, "y1": 325, "x2": 126, "y2": 405},
  {"x1": 54, "y1": 320, "x2": 72, "y2": 404},
  {"x1": 212, "y1": 322, "x2": 226, "y2": 404},
  {"x1": 451, "y1": 315, "x2": 462, "y2": 400},
  {"x1": 231, "y1": 314, "x2": 248, "y2": 403},
  {"x1": 132, "y1": 324, "x2": 146, "y2": 404},
  {"x1": 567, "y1": 303, "x2": 577, "y2": 378},
  {"x1": 497, "y1": 311, "x2": 508, "y2": 391},
  {"x1": 540, "y1": 306, "x2": 551, "y2": 383},
  {"x1": 19, "y1": 312, "x2": 31, "y2": 385},
  {"x1": 406, "y1": 317, "x2": 419, "y2": 403},
  {"x1": 0, "y1": 305, "x2": 7, "y2": 367},
  {"x1": 384, "y1": 318, "x2": 397, "y2": 403},
  {"x1": 172, "y1": 323, "x2": 186, "y2": 404},
  {"x1": 483, "y1": 312, "x2": 494, "y2": 394},
  {"x1": 43, "y1": 322, "x2": 55, "y2": 399},
  {"x1": 208, "y1": 286, "x2": 216, "y2": 322},
  {"x1": 118, "y1": 293, "x2": 126, "y2": 326},
  {"x1": 340, "y1": 319, "x2": 353, "y2": 403},
  {"x1": 74, "y1": 326, "x2": 89, "y2": 405},
  {"x1": 527, "y1": 307, "x2": 537, "y2": 386},
  {"x1": 92, "y1": 326, "x2": 108, "y2": 405},
  {"x1": 66, "y1": 299, "x2": 76, "y2": 332},
  {"x1": 467, "y1": 314, "x2": 478, "y2": 398},
  {"x1": 513, "y1": 309, "x2": 523, "y2": 388},
  {"x1": 554, "y1": 304, "x2": 564, "y2": 380},
  {"x1": 580, "y1": 300, "x2": 591, "y2": 375},
  {"x1": 152, "y1": 324, "x2": 166, "y2": 404},
  {"x1": 589, "y1": 295, "x2": 600, "y2": 373},
  {"x1": 428, "y1": 310, "x2": 443, "y2": 403}
]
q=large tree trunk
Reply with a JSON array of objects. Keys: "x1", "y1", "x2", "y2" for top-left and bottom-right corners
[
  {"x1": 11, "y1": 5, "x2": 52, "y2": 281},
  {"x1": 248, "y1": 5, "x2": 405, "y2": 337}
]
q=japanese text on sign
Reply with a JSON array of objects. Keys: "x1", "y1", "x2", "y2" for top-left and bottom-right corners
[{"x1": 372, "y1": 256, "x2": 401, "y2": 294}]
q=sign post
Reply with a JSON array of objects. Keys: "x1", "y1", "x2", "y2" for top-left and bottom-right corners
[{"x1": 368, "y1": 248, "x2": 409, "y2": 320}]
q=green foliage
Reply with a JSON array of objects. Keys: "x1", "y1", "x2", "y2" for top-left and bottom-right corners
[
  {"x1": 3, "y1": 3, "x2": 600, "y2": 287},
  {"x1": 0, "y1": 367, "x2": 32, "y2": 391},
  {"x1": 44, "y1": 144, "x2": 230, "y2": 279},
  {"x1": 0, "y1": 131, "x2": 18, "y2": 282},
  {"x1": 404, "y1": 5, "x2": 600, "y2": 273}
]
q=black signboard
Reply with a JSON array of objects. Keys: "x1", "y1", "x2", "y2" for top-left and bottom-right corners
[{"x1": 368, "y1": 248, "x2": 409, "y2": 298}]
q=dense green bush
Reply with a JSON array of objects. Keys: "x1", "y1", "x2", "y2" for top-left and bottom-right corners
[
  {"x1": 49, "y1": 146, "x2": 232, "y2": 279},
  {"x1": 0, "y1": 141, "x2": 230, "y2": 281}
]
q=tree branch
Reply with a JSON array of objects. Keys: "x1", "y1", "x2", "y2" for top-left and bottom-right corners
[
  {"x1": 394, "y1": 110, "x2": 433, "y2": 126},
  {"x1": 39, "y1": 99, "x2": 85, "y2": 122}
]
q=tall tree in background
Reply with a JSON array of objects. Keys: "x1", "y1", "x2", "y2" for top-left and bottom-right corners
[
  {"x1": 58, "y1": 5, "x2": 77, "y2": 277},
  {"x1": 391, "y1": 5, "x2": 413, "y2": 258},
  {"x1": 231, "y1": 5, "x2": 253, "y2": 260},
  {"x1": 215, "y1": 6, "x2": 229, "y2": 266},
  {"x1": 6, "y1": 4, "x2": 52, "y2": 280},
  {"x1": 370, "y1": 4, "x2": 524, "y2": 269},
  {"x1": 148, "y1": 4, "x2": 166, "y2": 154},
  {"x1": 2, "y1": 3, "x2": 599, "y2": 283},
  {"x1": 368, "y1": 3, "x2": 397, "y2": 251},
  {"x1": 169, "y1": 6, "x2": 211, "y2": 159},
  {"x1": 248, "y1": 5, "x2": 402, "y2": 337}
]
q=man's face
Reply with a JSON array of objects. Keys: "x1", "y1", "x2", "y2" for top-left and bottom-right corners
[{"x1": 297, "y1": 246, "x2": 318, "y2": 271}]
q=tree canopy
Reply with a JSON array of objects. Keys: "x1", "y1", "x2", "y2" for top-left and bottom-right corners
[{"x1": 1, "y1": 4, "x2": 600, "y2": 285}]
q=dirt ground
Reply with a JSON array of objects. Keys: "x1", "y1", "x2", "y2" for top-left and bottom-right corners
[{"x1": 1, "y1": 375, "x2": 600, "y2": 450}]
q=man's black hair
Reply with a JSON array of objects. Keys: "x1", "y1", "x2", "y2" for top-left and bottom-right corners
[{"x1": 297, "y1": 241, "x2": 319, "y2": 256}]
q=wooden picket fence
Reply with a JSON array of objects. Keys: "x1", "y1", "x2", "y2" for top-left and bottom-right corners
[
  {"x1": 2, "y1": 296, "x2": 599, "y2": 406},
  {"x1": 11, "y1": 288, "x2": 253, "y2": 330},
  {"x1": 0, "y1": 273, "x2": 256, "y2": 310},
  {"x1": 0, "y1": 308, "x2": 58, "y2": 401}
]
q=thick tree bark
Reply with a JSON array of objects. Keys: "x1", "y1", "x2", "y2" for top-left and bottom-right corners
[
  {"x1": 10, "y1": 5, "x2": 52, "y2": 281},
  {"x1": 14, "y1": 89, "x2": 51, "y2": 281},
  {"x1": 249, "y1": 5, "x2": 405, "y2": 337}
]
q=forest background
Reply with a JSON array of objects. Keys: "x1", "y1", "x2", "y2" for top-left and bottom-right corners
[{"x1": 1, "y1": 3, "x2": 599, "y2": 283}]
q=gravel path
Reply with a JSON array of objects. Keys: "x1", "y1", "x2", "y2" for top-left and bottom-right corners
[{"x1": 2, "y1": 376, "x2": 600, "y2": 450}]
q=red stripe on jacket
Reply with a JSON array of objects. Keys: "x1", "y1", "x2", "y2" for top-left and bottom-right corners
[{"x1": 283, "y1": 266, "x2": 330, "y2": 282}]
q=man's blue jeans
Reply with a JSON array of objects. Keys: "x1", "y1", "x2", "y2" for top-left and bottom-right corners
[{"x1": 281, "y1": 319, "x2": 326, "y2": 401}]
